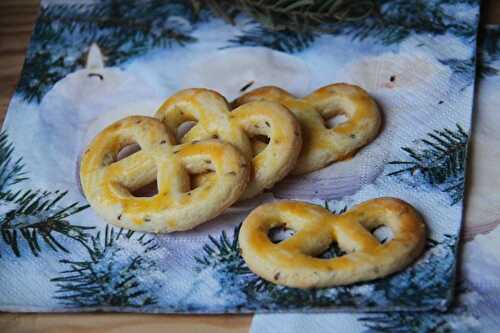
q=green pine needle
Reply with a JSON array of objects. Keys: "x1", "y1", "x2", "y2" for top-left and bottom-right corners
[
  {"x1": 477, "y1": 26, "x2": 500, "y2": 78},
  {"x1": 329, "y1": 0, "x2": 477, "y2": 45},
  {"x1": 51, "y1": 225, "x2": 160, "y2": 308},
  {"x1": 0, "y1": 189, "x2": 92, "y2": 257},
  {"x1": 228, "y1": 24, "x2": 316, "y2": 53},
  {"x1": 0, "y1": 131, "x2": 28, "y2": 192},
  {"x1": 358, "y1": 312, "x2": 451, "y2": 332},
  {"x1": 208, "y1": 0, "x2": 376, "y2": 32},
  {"x1": 195, "y1": 224, "x2": 249, "y2": 275},
  {"x1": 388, "y1": 124, "x2": 468, "y2": 205},
  {"x1": 358, "y1": 235, "x2": 459, "y2": 332}
]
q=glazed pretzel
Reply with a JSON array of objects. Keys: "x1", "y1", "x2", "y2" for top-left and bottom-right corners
[
  {"x1": 233, "y1": 83, "x2": 381, "y2": 175},
  {"x1": 80, "y1": 116, "x2": 250, "y2": 233},
  {"x1": 239, "y1": 198, "x2": 426, "y2": 288},
  {"x1": 155, "y1": 88, "x2": 302, "y2": 200}
]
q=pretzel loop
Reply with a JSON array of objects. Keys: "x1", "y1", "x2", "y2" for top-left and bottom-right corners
[
  {"x1": 233, "y1": 83, "x2": 381, "y2": 175},
  {"x1": 156, "y1": 89, "x2": 302, "y2": 200},
  {"x1": 239, "y1": 198, "x2": 426, "y2": 288},
  {"x1": 80, "y1": 116, "x2": 250, "y2": 233}
]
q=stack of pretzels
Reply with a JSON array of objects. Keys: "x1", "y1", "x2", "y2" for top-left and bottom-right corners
[{"x1": 80, "y1": 83, "x2": 426, "y2": 288}]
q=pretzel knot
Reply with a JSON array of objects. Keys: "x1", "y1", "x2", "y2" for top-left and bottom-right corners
[
  {"x1": 233, "y1": 83, "x2": 381, "y2": 175},
  {"x1": 239, "y1": 198, "x2": 426, "y2": 288},
  {"x1": 80, "y1": 116, "x2": 250, "y2": 233},
  {"x1": 155, "y1": 88, "x2": 302, "y2": 200}
]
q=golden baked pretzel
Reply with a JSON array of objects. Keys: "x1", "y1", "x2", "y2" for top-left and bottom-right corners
[
  {"x1": 239, "y1": 198, "x2": 425, "y2": 288},
  {"x1": 233, "y1": 83, "x2": 381, "y2": 175},
  {"x1": 80, "y1": 116, "x2": 250, "y2": 233},
  {"x1": 155, "y1": 88, "x2": 302, "y2": 200}
]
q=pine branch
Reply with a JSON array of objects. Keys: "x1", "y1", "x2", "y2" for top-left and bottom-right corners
[
  {"x1": 0, "y1": 131, "x2": 27, "y2": 192},
  {"x1": 388, "y1": 124, "x2": 468, "y2": 205},
  {"x1": 367, "y1": 234, "x2": 457, "y2": 309},
  {"x1": 226, "y1": 0, "x2": 478, "y2": 54},
  {"x1": 329, "y1": 0, "x2": 478, "y2": 45},
  {"x1": 477, "y1": 26, "x2": 500, "y2": 79},
  {"x1": 194, "y1": 223, "x2": 250, "y2": 276},
  {"x1": 440, "y1": 58, "x2": 475, "y2": 77},
  {"x1": 0, "y1": 130, "x2": 92, "y2": 257},
  {"x1": 0, "y1": 190, "x2": 92, "y2": 257},
  {"x1": 208, "y1": 0, "x2": 377, "y2": 32},
  {"x1": 439, "y1": 57, "x2": 480, "y2": 87},
  {"x1": 358, "y1": 235, "x2": 460, "y2": 331},
  {"x1": 443, "y1": 176, "x2": 465, "y2": 206},
  {"x1": 358, "y1": 311, "x2": 451, "y2": 332},
  {"x1": 228, "y1": 23, "x2": 316, "y2": 53},
  {"x1": 51, "y1": 225, "x2": 161, "y2": 308}
]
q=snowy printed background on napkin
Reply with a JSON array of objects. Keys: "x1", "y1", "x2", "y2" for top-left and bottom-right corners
[{"x1": 0, "y1": 0, "x2": 480, "y2": 313}]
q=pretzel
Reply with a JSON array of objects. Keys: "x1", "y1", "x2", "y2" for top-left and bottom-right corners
[
  {"x1": 80, "y1": 116, "x2": 250, "y2": 233},
  {"x1": 239, "y1": 198, "x2": 426, "y2": 288},
  {"x1": 233, "y1": 83, "x2": 381, "y2": 175},
  {"x1": 155, "y1": 88, "x2": 302, "y2": 200}
]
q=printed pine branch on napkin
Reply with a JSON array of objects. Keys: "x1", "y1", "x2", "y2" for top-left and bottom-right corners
[
  {"x1": 0, "y1": 0, "x2": 480, "y2": 313},
  {"x1": 251, "y1": 24, "x2": 500, "y2": 332}
]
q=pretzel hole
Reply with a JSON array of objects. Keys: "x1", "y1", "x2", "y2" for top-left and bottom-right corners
[
  {"x1": 176, "y1": 121, "x2": 197, "y2": 142},
  {"x1": 324, "y1": 113, "x2": 348, "y2": 129},
  {"x1": 130, "y1": 181, "x2": 159, "y2": 197},
  {"x1": 317, "y1": 242, "x2": 346, "y2": 259},
  {"x1": 251, "y1": 135, "x2": 270, "y2": 156},
  {"x1": 268, "y1": 226, "x2": 295, "y2": 244},
  {"x1": 188, "y1": 172, "x2": 213, "y2": 191},
  {"x1": 180, "y1": 156, "x2": 217, "y2": 193},
  {"x1": 117, "y1": 144, "x2": 141, "y2": 161},
  {"x1": 371, "y1": 226, "x2": 393, "y2": 244}
]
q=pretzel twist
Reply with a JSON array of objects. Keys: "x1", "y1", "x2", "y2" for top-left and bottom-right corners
[
  {"x1": 155, "y1": 89, "x2": 302, "y2": 200},
  {"x1": 233, "y1": 83, "x2": 381, "y2": 175},
  {"x1": 80, "y1": 116, "x2": 250, "y2": 233},
  {"x1": 239, "y1": 198, "x2": 426, "y2": 288}
]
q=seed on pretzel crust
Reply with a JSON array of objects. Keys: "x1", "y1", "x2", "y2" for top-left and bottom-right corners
[
  {"x1": 238, "y1": 198, "x2": 426, "y2": 288},
  {"x1": 155, "y1": 88, "x2": 302, "y2": 200},
  {"x1": 233, "y1": 83, "x2": 381, "y2": 175},
  {"x1": 80, "y1": 116, "x2": 251, "y2": 233}
]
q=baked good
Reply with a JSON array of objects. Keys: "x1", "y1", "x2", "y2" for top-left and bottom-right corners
[
  {"x1": 233, "y1": 83, "x2": 381, "y2": 175},
  {"x1": 155, "y1": 88, "x2": 302, "y2": 200},
  {"x1": 239, "y1": 198, "x2": 426, "y2": 288},
  {"x1": 80, "y1": 115, "x2": 250, "y2": 233}
]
